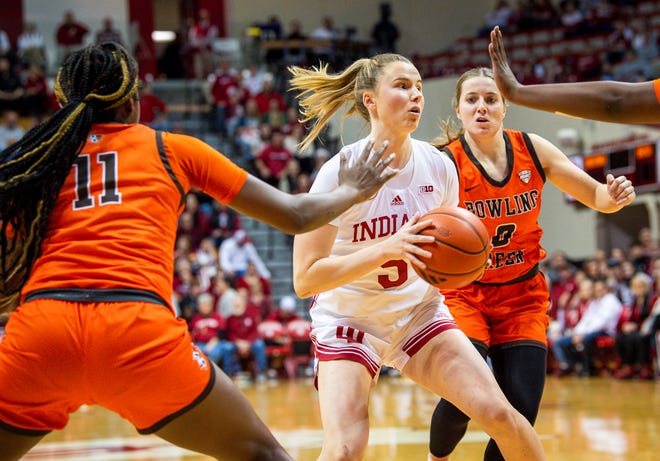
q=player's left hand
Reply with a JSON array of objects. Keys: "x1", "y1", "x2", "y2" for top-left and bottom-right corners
[{"x1": 606, "y1": 174, "x2": 636, "y2": 206}]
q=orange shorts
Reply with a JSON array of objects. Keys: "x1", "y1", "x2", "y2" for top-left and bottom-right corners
[
  {"x1": 443, "y1": 271, "x2": 550, "y2": 350},
  {"x1": 0, "y1": 297, "x2": 213, "y2": 435}
]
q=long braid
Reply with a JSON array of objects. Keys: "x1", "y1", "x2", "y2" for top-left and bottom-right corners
[{"x1": 0, "y1": 42, "x2": 138, "y2": 312}]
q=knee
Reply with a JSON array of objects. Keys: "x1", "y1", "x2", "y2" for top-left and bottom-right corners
[{"x1": 476, "y1": 399, "x2": 521, "y2": 439}]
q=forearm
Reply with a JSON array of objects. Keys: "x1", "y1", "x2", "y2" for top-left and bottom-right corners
[
  {"x1": 230, "y1": 178, "x2": 363, "y2": 234},
  {"x1": 294, "y1": 243, "x2": 389, "y2": 298},
  {"x1": 510, "y1": 81, "x2": 646, "y2": 123}
]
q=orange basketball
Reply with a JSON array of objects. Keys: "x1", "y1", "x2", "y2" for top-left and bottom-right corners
[{"x1": 413, "y1": 206, "x2": 491, "y2": 289}]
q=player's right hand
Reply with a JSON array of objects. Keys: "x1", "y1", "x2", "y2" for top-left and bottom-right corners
[{"x1": 338, "y1": 139, "x2": 398, "y2": 203}]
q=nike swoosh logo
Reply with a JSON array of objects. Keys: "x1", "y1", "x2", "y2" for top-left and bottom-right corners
[
  {"x1": 530, "y1": 282, "x2": 540, "y2": 290},
  {"x1": 464, "y1": 185, "x2": 479, "y2": 192}
]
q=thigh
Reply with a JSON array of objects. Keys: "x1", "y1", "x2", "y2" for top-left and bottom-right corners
[
  {"x1": 403, "y1": 329, "x2": 509, "y2": 425},
  {"x1": 0, "y1": 300, "x2": 85, "y2": 433},
  {"x1": 88, "y1": 302, "x2": 213, "y2": 433},
  {"x1": 490, "y1": 274, "x2": 550, "y2": 346},
  {"x1": 316, "y1": 360, "x2": 373, "y2": 459},
  {"x1": 444, "y1": 287, "x2": 492, "y2": 346},
  {"x1": 155, "y1": 362, "x2": 292, "y2": 461}
]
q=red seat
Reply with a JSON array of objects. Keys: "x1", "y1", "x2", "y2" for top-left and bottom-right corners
[
  {"x1": 284, "y1": 319, "x2": 314, "y2": 378},
  {"x1": 258, "y1": 320, "x2": 292, "y2": 373}
]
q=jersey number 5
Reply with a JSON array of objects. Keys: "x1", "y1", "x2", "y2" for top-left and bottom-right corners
[
  {"x1": 72, "y1": 152, "x2": 122, "y2": 210},
  {"x1": 378, "y1": 259, "x2": 408, "y2": 289}
]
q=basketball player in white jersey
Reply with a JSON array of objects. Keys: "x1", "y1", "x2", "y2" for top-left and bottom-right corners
[{"x1": 288, "y1": 53, "x2": 548, "y2": 461}]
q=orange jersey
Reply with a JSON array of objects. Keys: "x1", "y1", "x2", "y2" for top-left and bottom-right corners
[
  {"x1": 654, "y1": 79, "x2": 660, "y2": 105},
  {"x1": 443, "y1": 129, "x2": 546, "y2": 284},
  {"x1": 22, "y1": 123, "x2": 247, "y2": 308}
]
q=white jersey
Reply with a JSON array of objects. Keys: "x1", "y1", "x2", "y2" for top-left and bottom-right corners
[{"x1": 310, "y1": 138, "x2": 459, "y2": 322}]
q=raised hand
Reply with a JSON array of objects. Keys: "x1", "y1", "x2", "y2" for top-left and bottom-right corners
[
  {"x1": 337, "y1": 139, "x2": 398, "y2": 202},
  {"x1": 488, "y1": 26, "x2": 520, "y2": 101}
]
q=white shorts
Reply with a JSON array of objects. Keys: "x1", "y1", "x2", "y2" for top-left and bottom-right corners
[{"x1": 311, "y1": 299, "x2": 458, "y2": 379}]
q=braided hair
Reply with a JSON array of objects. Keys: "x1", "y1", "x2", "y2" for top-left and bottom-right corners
[{"x1": 0, "y1": 42, "x2": 138, "y2": 312}]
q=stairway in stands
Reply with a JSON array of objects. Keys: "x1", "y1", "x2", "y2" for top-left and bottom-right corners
[{"x1": 151, "y1": 79, "x2": 308, "y2": 313}]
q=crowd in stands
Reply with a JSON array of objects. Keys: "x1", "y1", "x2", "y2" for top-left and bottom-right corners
[
  {"x1": 415, "y1": 0, "x2": 660, "y2": 84},
  {"x1": 2, "y1": 2, "x2": 660, "y2": 383},
  {"x1": 545, "y1": 226, "x2": 660, "y2": 380},
  {"x1": 170, "y1": 187, "x2": 313, "y2": 382}
]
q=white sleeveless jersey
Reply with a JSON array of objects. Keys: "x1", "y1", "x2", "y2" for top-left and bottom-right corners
[{"x1": 309, "y1": 138, "x2": 459, "y2": 321}]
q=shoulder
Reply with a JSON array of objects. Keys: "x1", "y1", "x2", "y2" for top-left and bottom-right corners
[{"x1": 413, "y1": 139, "x2": 456, "y2": 167}]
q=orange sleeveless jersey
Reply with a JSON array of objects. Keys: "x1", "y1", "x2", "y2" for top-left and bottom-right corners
[
  {"x1": 21, "y1": 123, "x2": 247, "y2": 308},
  {"x1": 443, "y1": 129, "x2": 546, "y2": 284}
]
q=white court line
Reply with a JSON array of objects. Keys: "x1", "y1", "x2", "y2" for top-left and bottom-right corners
[{"x1": 24, "y1": 428, "x2": 553, "y2": 460}]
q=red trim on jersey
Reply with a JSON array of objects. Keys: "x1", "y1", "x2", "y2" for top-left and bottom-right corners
[
  {"x1": 402, "y1": 319, "x2": 459, "y2": 356},
  {"x1": 313, "y1": 341, "x2": 380, "y2": 378}
]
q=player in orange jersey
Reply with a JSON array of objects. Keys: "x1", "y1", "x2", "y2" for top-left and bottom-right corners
[
  {"x1": 427, "y1": 67, "x2": 636, "y2": 461},
  {"x1": 489, "y1": 25, "x2": 660, "y2": 124},
  {"x1": 0, "y1": 42, "x2": 397, "y2": 461}
]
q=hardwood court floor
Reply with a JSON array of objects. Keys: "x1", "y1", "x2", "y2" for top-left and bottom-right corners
[{"x1": 22, "y1": 375, "x2": 660, "y2": 461}]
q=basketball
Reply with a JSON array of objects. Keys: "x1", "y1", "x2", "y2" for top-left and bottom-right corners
[{"x1": 413, "y1": 206, "x2": 491, "y2": 289}]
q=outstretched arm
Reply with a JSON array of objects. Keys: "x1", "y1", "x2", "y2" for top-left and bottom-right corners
[
  {"x1": 229, "y1": 140, "x2": 398, "y2": 234},
  {"x1": 488, "y1": 26, "x2": 660, "y2": 124}
]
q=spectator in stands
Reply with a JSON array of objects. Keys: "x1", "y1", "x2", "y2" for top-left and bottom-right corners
[
  {"x1": 208, "y1": 60, "x2": 239, "y2": 136},
  {"x1": 254, "y1": 75, "x2": 287, "y2": 116},
  {"x1": 208, "y1": 271, "x2": 239, "y2": 318},
  {"x1": 260, "y1": 15, "x2": 284, "y2": 65},
  {"x1": 267, "y1": 295, "x2": 300, "y2": 325},
  {"x1": 55, "y1": 11, "x2": 89, "y2": 66},
  {"x1": 242, "y1": 64, "x2": 268, "y2": 96},
  {"x1": 157, "y1": 31, "x2": 186, "y2": 79},
  {"x1": 371, "y1": 2, "x2": 399, "y2": 54},
  {"x1": 194, "y1": 237, "x2": 219, "y2": 291},
  {"x1": 533, "y1": 2, "x2": 558, "y2": 29},
  {"x1": 220, "y1": 229, "x2": 271, "y2": 282},
  {"x1": 21, "y1": 64, "x2": 50, "y2": 120},
  {"x1": 479, "y1": 0, "x2": 514, "y2": 36},
  {"x1": 17, "y1": 23, "x2": 46, "y2": 72},
  {"x1": 279, "y1": 158, "x2": 304, "y2": 194},
  {"x1": 0, "y1": 28, "x2": 10, "y2": 62},
  {"x1": 179, "y1": 192, "x2": 211, "y2": 248},
  {"x1": 613, "y1": 49, "x2": 653, "y2": 82},
  {"x1": 559, "y1": 0, "x2": 586, "y2": 38},
  {"x1": 209, "y1": 201, "x2": 242, "y2": 247},
  {"x1": 235, "y1": 261, "x2": 272, "y2": 306},
  {"x1": 0, "y1": 57, "x2": 24, "y2": 115},
  {"x1": 309, "y1": 16, "x2": 339, "y2": 68},
  {"x1": 225, "y1": 293, "x2": 268, "y2": 380},
  {"x1": 614, "y1": 272, "x2": 657, "y2": 379},
  {"x1": 262, "y1": 98, "x2": 288, "y2": 131},
  {"x1": 95, "y1": 16, "x2": 123, "y2": 45},
  {"x1": 553, "y1": 278, "x2": 623, "y2": 377},
  {"x1": 188, "y1": 8, "x2": 218, "y2": 80},
  {"x1": 138, "y1": 78, "x2": 170, "y2": 131},
  {"x1": 549, "y1": 264, "x2": 578, "y2": 322},
  {"x1": 190, "y1": 292, "x2": 234, "y2": 372},
  {"x1": 254, "y1": 128, "x2": 294, "y2": 188},
  {"x1": 605, "y1": 19, "x2": 634, "y2": 66},
  {"x1": 284, "y1": 19, "x2": 308, "y2": 65},
  {"x1": 0, "y1": 110, "x2": 25, "y2": 150},
  {"x1": 173, "y1": 256, "x2": 196, "y2": 302}
]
